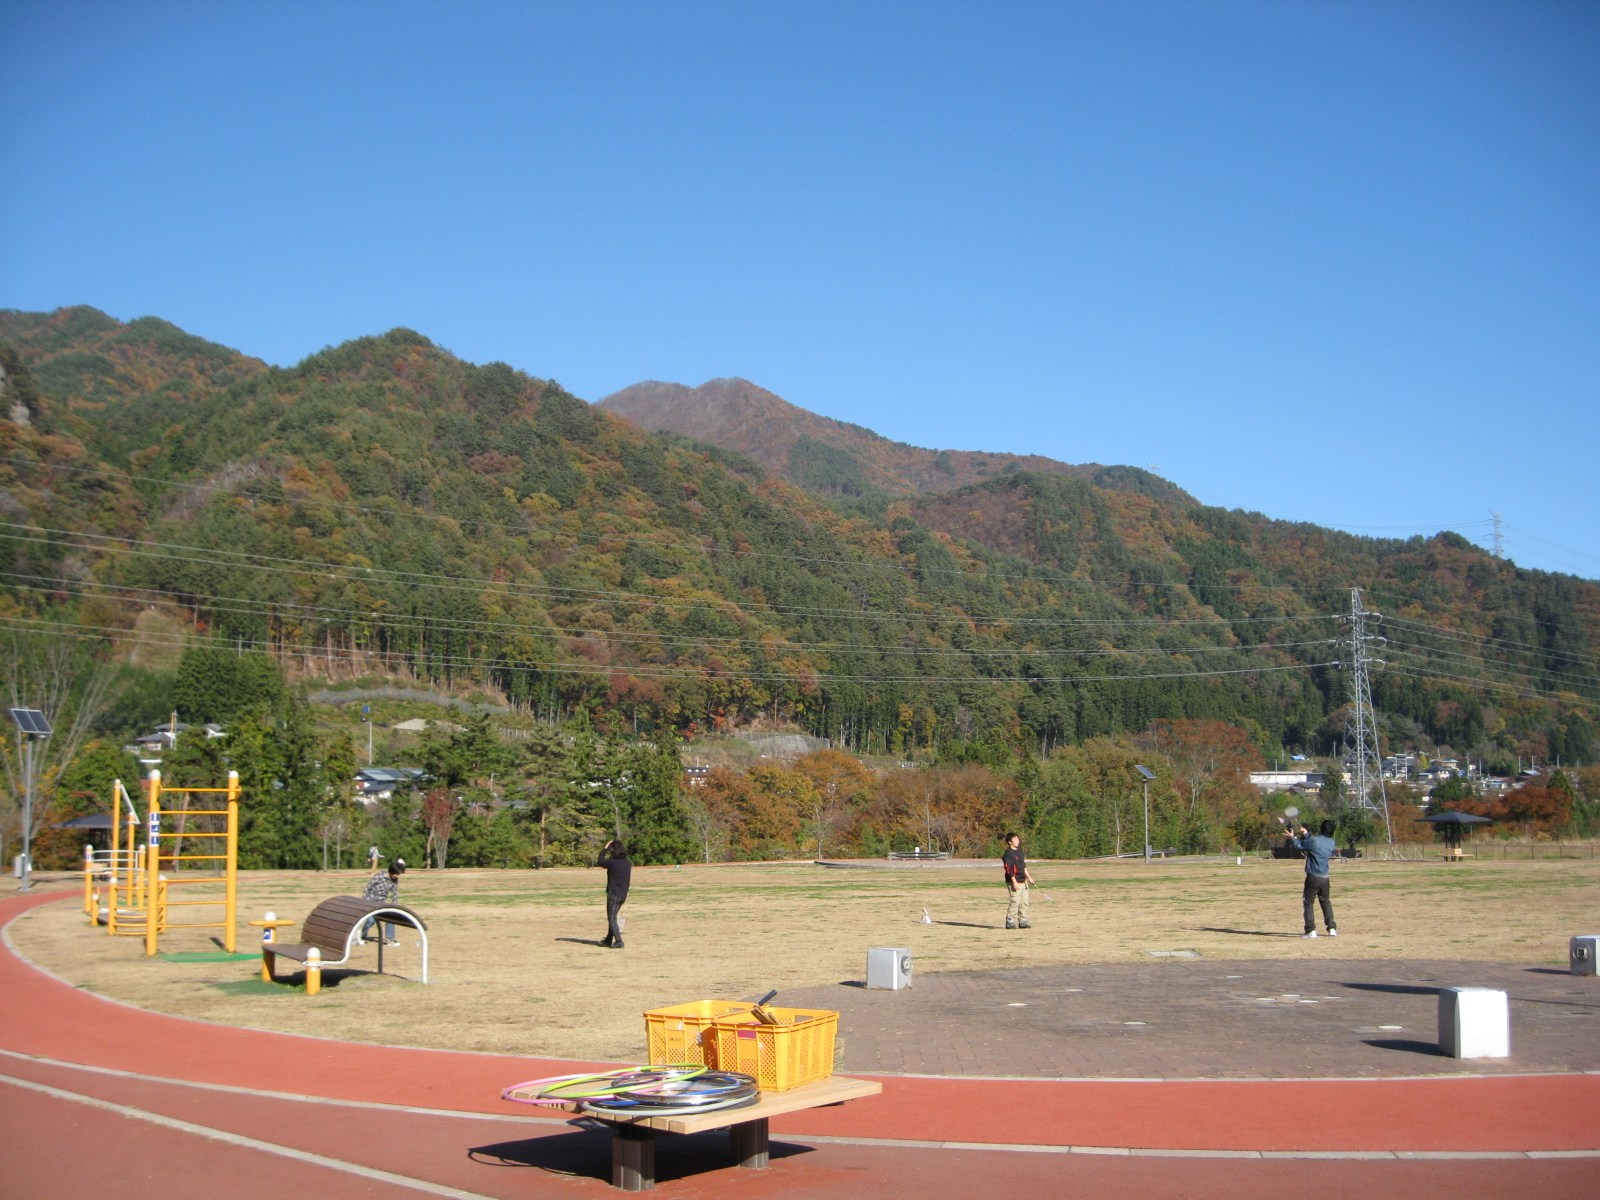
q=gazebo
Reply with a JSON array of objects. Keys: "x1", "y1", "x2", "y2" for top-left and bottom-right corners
[{"x1": 1420, "y1": 810, "x2": 1492, "y2": 850}]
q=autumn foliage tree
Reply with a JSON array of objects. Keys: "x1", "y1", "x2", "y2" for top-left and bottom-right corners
[
  {"x1": 421, "y1": 788, "x2": 459, "y2": 869},
  {"x1": 1138, "y1": 720, "x2": 1263, "y2": 820},
  {"x1": 791, "y1": 749, "x2": 874, "y2": 859}
]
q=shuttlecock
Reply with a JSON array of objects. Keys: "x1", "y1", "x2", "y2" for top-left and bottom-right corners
[{"x1": 920, "y1": 908, "x2": 932, "y2": 924}]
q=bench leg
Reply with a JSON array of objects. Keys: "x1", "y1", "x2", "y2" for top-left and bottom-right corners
[
  {"x1": 611, "y1": 1124, "x2": 656, "y2": 1191},
  {"x1": 730, "y1": 1118, "x2": 769, "y2": 1169}
]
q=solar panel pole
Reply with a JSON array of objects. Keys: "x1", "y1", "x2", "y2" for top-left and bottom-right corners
[
  {"x1": 9, "y1": 710, "x2": 53, "y2": 893},
  {"x1": 19, "y1": 734, "x2": 35, "y2": 892}
]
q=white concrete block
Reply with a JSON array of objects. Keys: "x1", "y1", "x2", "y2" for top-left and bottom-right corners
[
  {"x1": 1437, "y1": 987, "x2": 1510, "y2": 1059},
  {"x1": 867, "y1": 947, "x2": 913, "y2": 990},
  {"x1": 1570, "y1": 936, "x2": 1600, "y2": 977}
]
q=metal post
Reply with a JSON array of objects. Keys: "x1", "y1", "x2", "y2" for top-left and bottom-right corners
[
  {"x1": 107, "y1": 781, "x2": 121, "y2": 935},
  {"x1": 225, "y1": 771, "x2": 239, "y2": 953},
  {"x1": 1134, "y1": 764, "x2": 1156, "y2": 863},
  {"x1": 144, "y1": 772, "x2": 161, "y2": 956},
  {"x1": 1143, "y1": 780, "x2": 1150, "y2": 863},
  {"x1": 19, "y1": 737, "x2": 34, "y2": 892}
]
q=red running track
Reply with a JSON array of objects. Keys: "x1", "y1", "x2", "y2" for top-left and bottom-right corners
[{"x1": 2, "y1": 889, "x2": 1596, "y2": 1171}]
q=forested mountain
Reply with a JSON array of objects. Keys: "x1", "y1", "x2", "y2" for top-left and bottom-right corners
[
  {"x1": 2, "y1": 305, "x2": 1596, "y2": 779},
  {"x1": 598, "y1": 377, "x2": 1191, "y2": 504}
]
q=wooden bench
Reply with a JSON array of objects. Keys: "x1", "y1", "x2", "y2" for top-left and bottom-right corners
[
  {"x1": 1441, "y1": 848, "x2": 1475, "y2": 862},
  {"x1": 509, "y1": 1074, "x2": 881, "y2": 1191},
  {"x1": 261, "y1": 895, "x2": 430, "y2": 985}
]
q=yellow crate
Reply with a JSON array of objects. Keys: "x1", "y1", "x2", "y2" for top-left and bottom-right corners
[
  {"x1": 707, "y1": 1006, "x2": 839, "y2": 1092},
  {"x1": 643, "y1": 1000, "x2": 755, "y2": 1067}
]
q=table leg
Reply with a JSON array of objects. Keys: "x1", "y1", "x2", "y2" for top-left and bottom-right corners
[
  {"x1": 612, "y1": 1124, "x2": 656, "y2": 1191},
  {"x1": 730, "y1": 1117, "x2": 769, "y2": 1169}
]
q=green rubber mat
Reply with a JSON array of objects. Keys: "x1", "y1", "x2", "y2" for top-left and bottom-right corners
[
  {"x1": 211, "y1": 978, "x2": 300, "y2": 995},
  {"x1": 159, "y1": 952, "x2": 260, "y2": 962}
]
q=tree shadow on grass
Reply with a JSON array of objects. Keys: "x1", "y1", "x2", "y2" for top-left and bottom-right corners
[
  {"x1": 470, "y1": 1128, "x2": 812, "y2": 1184},
  {"x1": 1198, "y1": 927, "x2": 1300, "y2": 938}
]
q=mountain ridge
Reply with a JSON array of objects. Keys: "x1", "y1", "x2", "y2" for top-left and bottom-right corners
[
  {"x1": 1, "y1": 305, "x2": 1594, "y2": 771},
  {"x1": 598, "y1": 376, "x2": 1193, "y2": 505}
]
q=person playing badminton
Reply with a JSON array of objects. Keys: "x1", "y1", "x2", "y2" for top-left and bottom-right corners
[
  {"x1": 1002, "y1": 832, "x2": 1034, "y2": 930},
  {"x1": 597, "y1": 839, "x2": 631, "y2": 949},
  {"x1": 1280, "y1": 812, "x2": 1338, "y2": 939}
]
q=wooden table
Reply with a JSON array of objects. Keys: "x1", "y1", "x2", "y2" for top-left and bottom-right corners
[{"x1": 507, "y1": 1075, "x2": 882, "y2": 1191}]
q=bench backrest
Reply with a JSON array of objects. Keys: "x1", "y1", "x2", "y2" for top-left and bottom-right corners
[{"x1": 300, "y1": 895, "x2": 426, "y2": 957}]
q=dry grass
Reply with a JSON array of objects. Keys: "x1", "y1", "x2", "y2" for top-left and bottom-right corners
[{"x1": 10, "y1": 854, "x2": 1597, "y2": 1063}]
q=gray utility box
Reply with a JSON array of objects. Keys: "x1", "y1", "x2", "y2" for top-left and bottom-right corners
[
  {"x1": 867, "y1": 947, "x2": 913, "y2": 990},
  {"x1": 1438, "y1": 987, "x2": 1510, "y2": 1059},
  {"x1": 1571, "y1": 935, "x2": 1600, "y2": 976}
]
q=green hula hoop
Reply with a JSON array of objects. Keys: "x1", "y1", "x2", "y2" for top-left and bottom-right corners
[{"x1": 541, "y1": 1065, "x2": 707, "y2": 1101}]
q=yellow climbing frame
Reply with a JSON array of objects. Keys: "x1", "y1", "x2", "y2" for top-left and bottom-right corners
[{"x1": 139, "y1": 770, "x2": 241, "y2": 955}]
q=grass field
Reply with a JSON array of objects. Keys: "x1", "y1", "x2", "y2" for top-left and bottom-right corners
[{"x1": 10, "y1": 854, "x2": 1597, "y2": 1063}]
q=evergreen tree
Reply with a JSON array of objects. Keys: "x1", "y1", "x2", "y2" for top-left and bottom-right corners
[
  {"x1": 173, "y1": 646, "x2": 283, "y2": 724},
  {"x1": 621, "y1": 740, "x2": 695, "y2": 865}
]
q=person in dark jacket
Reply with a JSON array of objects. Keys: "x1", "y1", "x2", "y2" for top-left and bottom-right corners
[
  {"x1": 1283, "y1": 819, "x2": 1338, "y2": 938},
  {"x1": 361, "y1": 858, "x2": 405, "y2": 945},
  {"x1": 598, "y1": 840, "x2": 632, "y2": 949},
  {"x1": 1001, "y1": 832, "x2": 1034, "y2": 930}
]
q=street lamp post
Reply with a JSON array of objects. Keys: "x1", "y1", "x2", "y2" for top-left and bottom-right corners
[
  {"x1": 1134, "y1": 764, "x2": 1156, "y2": 864},
  {"x1": 9, "y1": 708, "x2": 54, "y2": 893}
]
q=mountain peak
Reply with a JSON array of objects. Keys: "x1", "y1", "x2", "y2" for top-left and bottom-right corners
[{"x1": 597, "y1": 377, "x2": 1193, "y2": 503}]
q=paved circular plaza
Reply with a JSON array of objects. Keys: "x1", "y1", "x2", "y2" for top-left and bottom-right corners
[{"x1": 778, "y1": 957, "x2": 1600, "y2": 1079}]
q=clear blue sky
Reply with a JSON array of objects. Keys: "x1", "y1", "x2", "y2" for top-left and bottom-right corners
[{"x1": 2, "y1": 1, "x2": 1596, "y2": 576}]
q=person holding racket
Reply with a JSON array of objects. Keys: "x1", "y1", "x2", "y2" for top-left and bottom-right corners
[
  {"x1": 1002, "y1": 832, "x2": 1034, "y2": 929},
  {"x1": 1279, "y1": 809, "x2": 1338, "y2": 939}
]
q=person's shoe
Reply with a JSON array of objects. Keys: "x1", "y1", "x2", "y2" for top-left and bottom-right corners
[
  {"x1": 600, "y1": 935, "x2": 614, "y2": 947},
  {"x1": 384, "y1": 938, "x2": 400, "y2": 946},
  {"x1": 612, "y1": 938, "x2": 625, "y2": 949},
  {"x1": 1302, "y1": 931, "x2": 1318, "y2": 938},
  {"x1": 1005, "y1": 920, "x2": 1017, "y2": 930},
  {"x1": 1328, "y1": 928, "x2": 1338, "y2": 937},
  {"x1": 1018, "y1": 919, "x2": 1032, "y2": 929}
]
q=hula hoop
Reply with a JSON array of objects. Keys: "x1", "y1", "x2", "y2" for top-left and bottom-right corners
[
  {"x1": 583, "y1": 1092, "x2": 761, "y2": 1117},
  {"x1": 502, "y1": 1071, "x2": 629, "y2": 1107},
  {"x1": 540, "y1": 1065, "x2": 707, "y2": 1101},
  {"x1": 617, "y1": 1071, "x2": 756, "y2": 1102}
]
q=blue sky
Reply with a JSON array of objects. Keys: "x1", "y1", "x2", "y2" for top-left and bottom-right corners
[{"x1": 2, "y1": 1, "x2": 1596, "y2": 576}]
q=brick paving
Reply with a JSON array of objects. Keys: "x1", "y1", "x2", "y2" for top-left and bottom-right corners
[{"x1": 775, "y1": 958, "x2": 1600, "y2": 1079}]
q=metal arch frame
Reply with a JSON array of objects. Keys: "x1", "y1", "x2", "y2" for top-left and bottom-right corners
[{"x1": 350, "y1": 905, "x2": 430, "y2": 984}]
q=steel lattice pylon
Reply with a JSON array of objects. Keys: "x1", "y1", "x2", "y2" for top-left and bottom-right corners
[{"x1": 1343, "y1": 587, "x2": 1393, "y2": 843}]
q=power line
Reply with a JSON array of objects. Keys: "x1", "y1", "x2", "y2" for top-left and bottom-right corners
[
  {"x1": 0, "y1": 521, "x2": 1339, "y2": 629},
  {"x1": 0, "y1": 573, "x2": 1338, "y2": 662},
  {"x1": 1379, "y1": 662, "x2": 1586, "y2": 704},
  {"x1": 0, "y1": 452, "x2": 1521, "y2": 595},
  {"x1": 1384, "y1": 639, "x2": 1600, "y2": 691},
  {"x1": 1383, "y1": 615, "x2": 1600, "y2": 669},
  {"x1": 0, "y1": 614, "x2": 1341, "y2": 687}
]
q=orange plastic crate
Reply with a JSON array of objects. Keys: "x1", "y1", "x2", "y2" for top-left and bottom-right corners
[
  {"x1": 707, "y1": 1006, "x2": 839, "y2": 1091},
  {"x1": 643, "y1": 1000, "x2": 755, "y2": 1067}
]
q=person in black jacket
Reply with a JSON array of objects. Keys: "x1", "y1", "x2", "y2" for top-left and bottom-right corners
[{"x1": 598, "y1": 839, "x2": 632, "y2": 949}]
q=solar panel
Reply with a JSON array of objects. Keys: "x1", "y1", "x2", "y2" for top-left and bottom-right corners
[{"x1": 9, "y1": 708, "x2": 53, "y2": 736}]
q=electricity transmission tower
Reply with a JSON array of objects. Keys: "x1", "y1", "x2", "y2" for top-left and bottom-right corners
[
  {"x1": 1342, "y1": 587, "x2": 1393, "y2": 843},
  {"x1": 1490, "y1": 512, "x2": 1504, "y2": 558}
]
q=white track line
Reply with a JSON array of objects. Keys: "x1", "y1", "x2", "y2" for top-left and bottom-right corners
[
  {"x1": 784, "y1": 1134, "x2": 1600, "y2": 1160},
  {"x1": 0, "y1": 1072, "x2": 502, "y2": 1199},
  {"x1": 0, "y1": 1046, "x2": 565, "y2": 1124},
  {"x1": 4, "y1": 1049, "x2": 1594, "y2": 1161}
]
